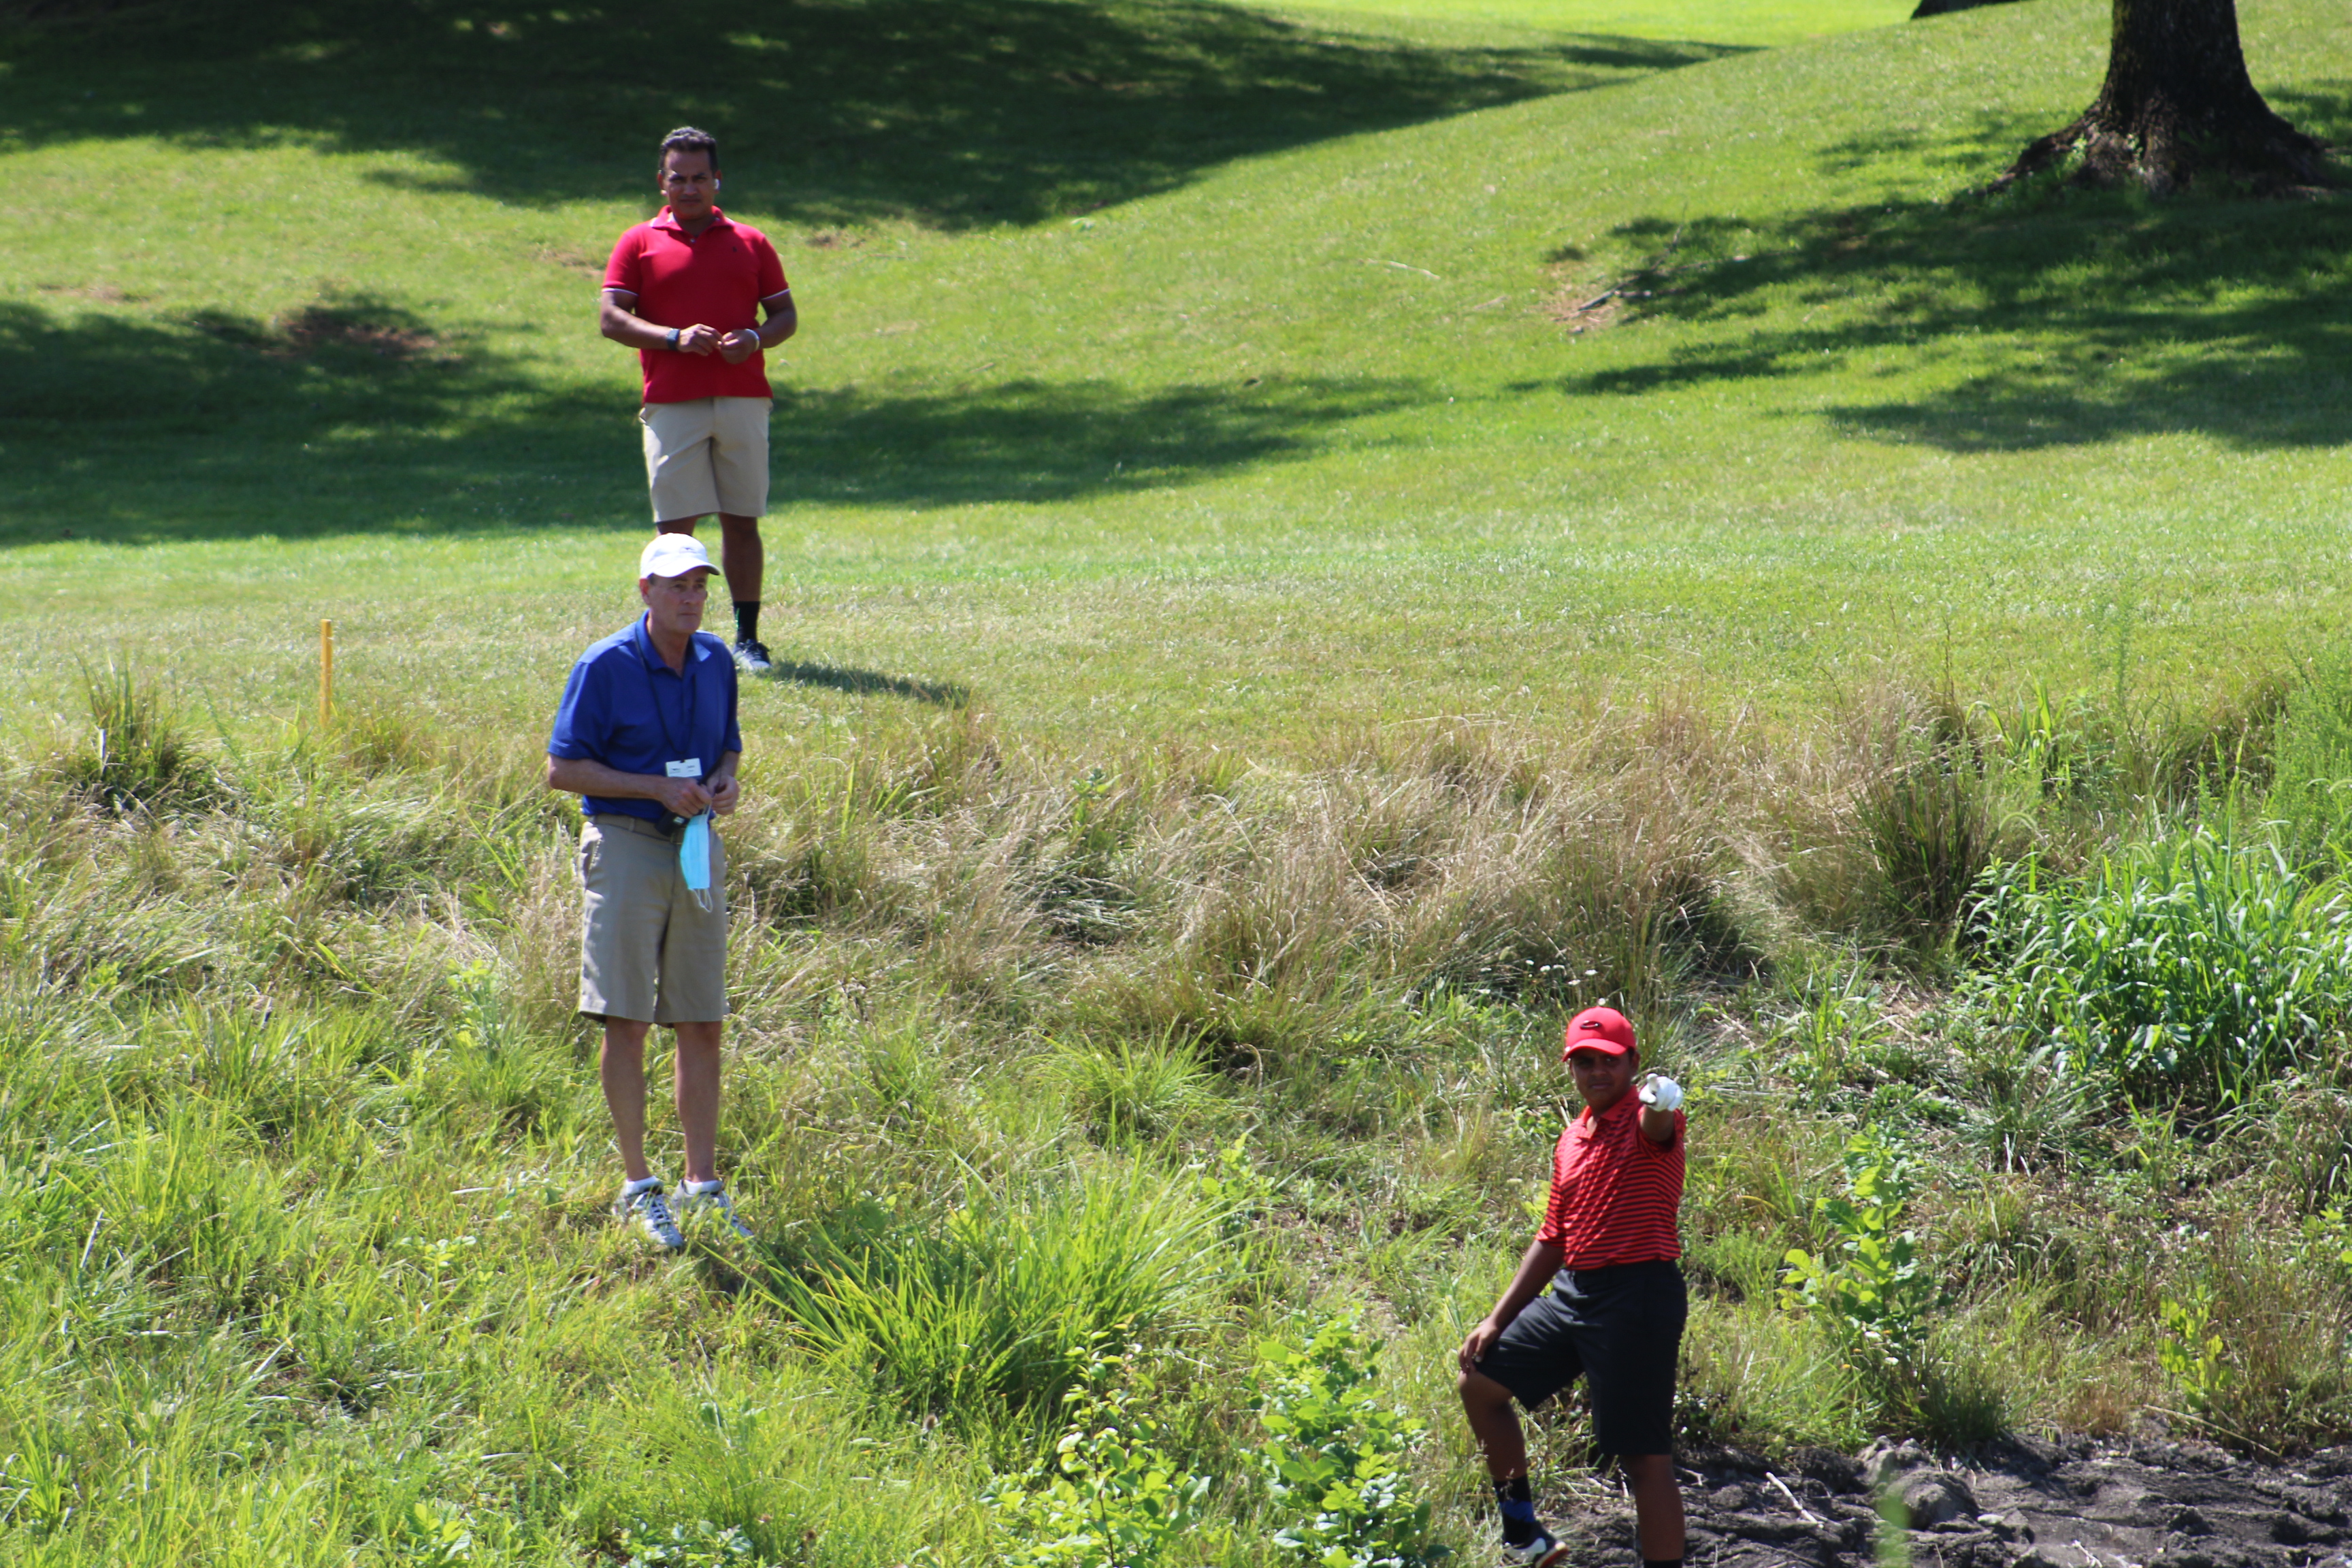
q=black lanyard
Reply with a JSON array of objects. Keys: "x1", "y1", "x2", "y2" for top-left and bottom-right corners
[{"x1": 636, "y1": 619, "x2": 698, "y2": 774}]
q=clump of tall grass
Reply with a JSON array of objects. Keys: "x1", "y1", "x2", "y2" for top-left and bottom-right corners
[
  {"x1": 1850, "y1": 690, "x2": 1999, "y2": 953},
  {"x1": 2266, "y1": 652, "x2": 2352, "y2": 870},
  {"x1": 1045, "y1": 1026, "x2": 1221, "y2": 1145},
  {"x1": 764, "y1": 1162, "x2": 1235, "y2": 1431},
  {"x1": 1973, "y1": 830, "x2": 2352, "y2": 1109},
  {"x1": 2163, "y1": 1215, "x2": 2352, "y2": 1452},
  {"x1": 56, "y1": 664, "x2": 205, "y2": 811},
  {"x1": 1676, "y1": 1297, "x2": 1865, "y2": 1451}
]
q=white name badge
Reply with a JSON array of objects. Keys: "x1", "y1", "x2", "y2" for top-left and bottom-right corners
[{"x1": 666, "y1": 758, "x2": 703, "y2": 779}]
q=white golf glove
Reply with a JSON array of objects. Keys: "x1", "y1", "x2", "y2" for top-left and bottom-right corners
[{"x1": 1638, "y1": 1073, "x2": 1684, "y2": 1112}]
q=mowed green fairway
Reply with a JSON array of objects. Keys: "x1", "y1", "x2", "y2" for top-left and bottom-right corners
[{"x1": 5, "y1": 0, "x2": 2349, "y2": 754}]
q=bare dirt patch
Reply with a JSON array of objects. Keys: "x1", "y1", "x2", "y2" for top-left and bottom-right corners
[
  {"x1": 1546, "y1": 1437, "x2": 2352, "y2": 1568},
  {"x1": 533, "y1": 247, "x2": 602, "y2": 274},
  {"x1": 805, "y1": 231, "x2": 866, "y2": 249},
  {"x1": 276, "y1": 306, "x2": 446, "y2": 360},
  {"x1": 185, "y1": 303, "x2": 453, "y2": 363},
  {"x1": 35, "y1": 280, "x2": 148, "y2": 304},
  {"x1": 1544, "y1": 284, "x2": 1631, "y2": 333}
]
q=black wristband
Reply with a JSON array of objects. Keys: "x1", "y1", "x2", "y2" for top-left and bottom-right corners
[{"x1": 666, "y1": 327, "x2": 680, "y2": 351}]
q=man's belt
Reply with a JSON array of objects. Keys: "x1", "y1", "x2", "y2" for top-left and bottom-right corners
[{"x1": 590, "y1": 813, "x2": 687, "y2": 843}]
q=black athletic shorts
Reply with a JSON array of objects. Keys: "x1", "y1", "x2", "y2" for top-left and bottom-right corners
[{"x1": 1473, "y1": 1258, "x2": 1686, "y2": 1456}]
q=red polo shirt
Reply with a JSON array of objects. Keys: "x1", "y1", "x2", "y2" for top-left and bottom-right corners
[
  {"x1": 1534, "y1": 1092, "x2": 1684, "y2": 1269},
  {"x1": 604, "y1": 207, "x2": 789, "y2": 404}
]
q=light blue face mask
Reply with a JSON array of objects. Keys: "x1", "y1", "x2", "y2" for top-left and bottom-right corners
[{"x1": 680, "y1": 811, "x2": 714, "y2": 910}]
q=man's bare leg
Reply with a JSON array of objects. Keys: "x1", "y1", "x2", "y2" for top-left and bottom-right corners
[
  {"x1": 1458, "y1": 1368, "x2": 1530, "y2": 1479},
  {"x1": 672, "y1": 1019, "x2": 723, "y2": 1186},
  {"x1": 600, "y1": 1018, "x2": 654, "y2": 1182},
  {"x1": 715, "y1": 513, "x2": 763, "y2": 604},
  {"x1": 1622, "y1": 1454, "x2": 1686, "y2": 1561}
]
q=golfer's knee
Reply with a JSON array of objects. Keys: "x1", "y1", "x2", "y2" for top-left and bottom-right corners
[
  {"x1": 1622, "y1": 1452, "x2": 1673, "y2": 1486},
  {"x1": 1457, "y1": 1367, "x2": 1509, "y2": 1411}
]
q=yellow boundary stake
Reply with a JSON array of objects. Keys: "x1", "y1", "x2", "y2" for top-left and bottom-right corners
[{"x1": 320, "y1": 619, "x2": 335, "y2": 725}]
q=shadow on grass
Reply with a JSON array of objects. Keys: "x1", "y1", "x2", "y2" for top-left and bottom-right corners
[
  {"x1": 0, "y1": 0, "x2": 1740, "y2": 229},
  {"x1": 1520, "y1": 96, "x2": 2352, "y2": 453},
  {"x1": 0, "y1": 297, "x2": 1422, "y2": 544},
  {"x1": 764, "y1": 663, "x2": 970, "y2": 706}
]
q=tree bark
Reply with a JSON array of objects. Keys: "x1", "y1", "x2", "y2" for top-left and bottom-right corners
[{"x1": 2000, "y1": 0, "x2": 2330, "y2": 194}]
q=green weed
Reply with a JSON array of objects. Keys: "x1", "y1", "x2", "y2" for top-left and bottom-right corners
[
  {"x1": 1255, "y1": 1312, "x2": 1448, "y2": 1568},
  {"x1": 617, "y1": 1519, "x2": 774, "y2": 1567},
  {"x1": 2157, "y1": 1286, "x2": 2233, "y2": 1418},
  {"x1": 1780, "y1": 1130, "x2": 1940, "y2": 1378},
  {"x1": 986, "y1": 1381, "x2": 1215, "y2": 1568},
  {"x1": 1974, "y1": 832, "x2": 2352, "y2": 1108}
]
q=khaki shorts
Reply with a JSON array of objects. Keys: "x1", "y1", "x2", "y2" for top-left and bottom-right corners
[
  {"x1": 640, "y1": 396, "x2": 770, "y2": 522},
  {"x1": 577, "y1": 815, "x2": 729, "y2": 1025}
]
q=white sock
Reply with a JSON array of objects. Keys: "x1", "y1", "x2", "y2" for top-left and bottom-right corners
[
  {"x1": 622, "y1": 1175, "x2": 664, "y2": 1197},
  {"x1": 683, "y1": 1178, "x2": 725, "y2": 1196}
]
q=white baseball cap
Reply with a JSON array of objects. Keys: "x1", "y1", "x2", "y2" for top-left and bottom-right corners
[{"x1": 639, "y1": 534, "x2": 720, "y2": 580}]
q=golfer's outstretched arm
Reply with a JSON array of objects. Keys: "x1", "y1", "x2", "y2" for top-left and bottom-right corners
[{"x1": 1459, "y1": 1239, "x2": 1565, "y2": 1370}]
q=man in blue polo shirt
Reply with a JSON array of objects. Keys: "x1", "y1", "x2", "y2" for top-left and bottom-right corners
[{"x1": 547, "y1": 534, "x2": 751, "y2": 1250}]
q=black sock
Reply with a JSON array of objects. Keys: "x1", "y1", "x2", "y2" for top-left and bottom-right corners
[
  {"x1": 1644, "y1": 1560, "x2": 1684, "y2": 1568},
  {"x1": 1496, "y1": 1477, "x2": 1539, "y2": 1547},
  {"x1": 733, "y1": 601, "x2": 760, "y2": 644}
]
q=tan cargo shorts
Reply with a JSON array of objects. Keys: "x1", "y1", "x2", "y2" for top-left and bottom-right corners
[
  {"x1": 576, "y1": 814, "x2": 729, "y2": 1025},
  {"x1": 640, "y1": 396, "x2": 770, "y2": 522}
]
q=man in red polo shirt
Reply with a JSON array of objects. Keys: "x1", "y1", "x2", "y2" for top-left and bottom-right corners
[
  {"x1": 1456, "y1": 1006, "x2": 1689, "y2": 1568},
  {"x1": 601, "y1": 126, "x2": 797, "y2": 673}
]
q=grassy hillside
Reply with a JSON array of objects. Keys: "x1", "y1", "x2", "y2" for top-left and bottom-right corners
[
  {"x1": 4, "y1": 0, "x2": 2350, "y2": 750},
  {"x1": 1250, "y1": 0, "x2": 1911, "y2": 47},
  {"x1": 10, "y1": 2, "x2": 2352, "y2": 1566}
]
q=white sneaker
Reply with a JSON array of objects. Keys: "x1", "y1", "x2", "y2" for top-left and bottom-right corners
[
  {"x1": 732, "y1": 638, "x2": 773, "y2": 674},
  {"x1": 679, "y1": 1178, "x2": 755, "y2": 1240},
  {"x1": 1504, "y1": 1532, "x2": 1571, "y2": 1567},
  {"x1": 618, "y1": 1178, "x2": 684, "y2": 1251}
]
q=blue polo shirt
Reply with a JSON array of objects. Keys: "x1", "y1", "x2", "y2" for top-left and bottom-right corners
[{"x1": 548, "y1": 617, "x2": 743, "y2": 825}]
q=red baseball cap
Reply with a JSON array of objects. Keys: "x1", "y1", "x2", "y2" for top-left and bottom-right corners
[{"x1": 1563, "y1": 1006, "x2": 1637, "y2": 1058}]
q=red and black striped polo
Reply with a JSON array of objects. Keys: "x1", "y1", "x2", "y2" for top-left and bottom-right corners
[{"x1": 1535, "y1": 1092, "x2": 1685, "y2": 1268}]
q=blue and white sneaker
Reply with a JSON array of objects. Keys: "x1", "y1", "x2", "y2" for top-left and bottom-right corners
[
  {"x1": 1504, "y1": 1531, "x2": 1571, "y2": 1567},
  {"x1": 732, "y1": 638, "x2": 774, "y2": 674},
  {"x1": 618, "y1": 1177, "x2": 685, "y2": 1251},
  {"x1": 679, "y1": 1178, "x2": 755, "y2": 1241}
]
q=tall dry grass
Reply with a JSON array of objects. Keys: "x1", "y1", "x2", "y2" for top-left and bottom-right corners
[{"x1": 13, "y1": 664, "x2": 2352, "y2": 1568}]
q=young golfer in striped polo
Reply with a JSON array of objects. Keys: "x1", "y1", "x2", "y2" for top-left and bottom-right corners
[{"x1": 1456, "y1": 1005, "x2": 1688, "y2": 1568}]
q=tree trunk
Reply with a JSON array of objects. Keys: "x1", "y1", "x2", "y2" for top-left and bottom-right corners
[
  {"x1": 1911, "y1": 0, "x2": 2026, "y2": 20},
  {"x1": 2001, "y1": 0, "x2": 2330, "y2": 193}
]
